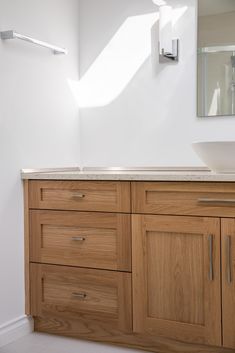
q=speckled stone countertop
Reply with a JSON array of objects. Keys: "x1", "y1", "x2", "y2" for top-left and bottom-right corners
[{"x1": 21, "y1": 167, "x2": 235, "y2": 182}]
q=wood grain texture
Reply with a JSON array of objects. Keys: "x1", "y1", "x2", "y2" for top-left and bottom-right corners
[
  {"x1": 221, "y1": 219, "x2": 235, "y2": 349},
  {"x1": 29, "y1": 180, "x2": 131, "y2": 213},
  {"x1": 132, "y1": 182, "x2": 235, "y2": 217},
  {"x1": 132, "y1": 214, "x2": 221, "y2": 346},
  {"x1": 30, "y1": 263, "x2": 132, "y2": 333},
  {"x1": 147, "y1": 231, "x2": 204, "y2": 325},
  {"x1": 30, "y1": 210, "x2": 131, "y2": 271},
  {"x1": 34, "y1": 316, "x2": 235, "y2": 353},
  {"x1": 24, "y1": 180, "x2": 30, "y2": 315},
  {"x1": 26, "y1": 180, "x2": 235, "y2": 351}
]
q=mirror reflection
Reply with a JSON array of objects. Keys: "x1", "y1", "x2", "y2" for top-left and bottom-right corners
[{"x1": 198, "y1": 0, "x2": 235, "y2": 117}]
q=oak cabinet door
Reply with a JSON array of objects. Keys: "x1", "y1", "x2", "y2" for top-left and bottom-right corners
[
  {"x1": 221, "y1": 219, "x2": 235, "y2": 349},
  {"x1": 132, "y1": 215, "x2": 221, "y2": 346}
]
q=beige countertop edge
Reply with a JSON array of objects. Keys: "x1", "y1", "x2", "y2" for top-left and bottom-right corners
[{"x1": 21, "y1": 170, "x2": 235, "y2": 182}]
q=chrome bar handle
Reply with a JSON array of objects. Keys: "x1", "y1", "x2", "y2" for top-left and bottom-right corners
[
  {"x1": 198, "y1": 198, "x2": 235, "y2": 204},
  {"x1": 72, "y1": 192, "x2": 85, "y2": 199},
  {"x1": 227, "y1": 236, "x2": 232, "y2": 284},
  {"x1": 208, "y1": 235, "x2": 214, "y2": 281},
  {"x1": 72, "y1": 292, "x2": 87, "y2": 300},
  {"x1": 71, "y1": 236, "x2": 85, "y2": 242}
]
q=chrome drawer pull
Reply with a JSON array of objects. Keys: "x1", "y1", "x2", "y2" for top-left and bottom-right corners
[
  {"x1": 198, "y1": 198, "x2": 235, "y2": 204},
  {"x1": 208, "y1": 235, "x2": 214, "y2": 281},
  {"x1": 72, "y1": 292, "x2": 87, "y2": 300},
  {"x1": 72, "y1": 192, "x2": 85, "y2": 199},
  {"x1": 227, "y1": 236, "x2": 232, "y2": 284},
  {"x1": 71, "y1": 236, "x2": 85, "y2": 242}
]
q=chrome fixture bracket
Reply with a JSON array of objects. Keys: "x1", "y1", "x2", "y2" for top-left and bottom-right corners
[
  {"x1": 159, "y1": 39, "x2": 179, "y2": 63},
  {"x1": 0, "y1": 30, "x2": 67, "y2": 55}
]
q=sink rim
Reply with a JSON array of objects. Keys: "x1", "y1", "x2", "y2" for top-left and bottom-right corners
[{"x1": 192, "y1": 141, "x2": 235, "y2": 174}]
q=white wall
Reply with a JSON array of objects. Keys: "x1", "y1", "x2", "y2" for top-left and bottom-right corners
[
  {"x1": 0, "y1": 0, "x2": 79, "y2": 326},
  {"x1": 79, "y1": 0, "x2": 235, "y2": 167}
]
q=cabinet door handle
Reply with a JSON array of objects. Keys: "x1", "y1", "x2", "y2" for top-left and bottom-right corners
[
  {"x1": 208, "y1": 235, "x2": 214, "y2": 281},
  {"x1": 72, "y1": 292, "x2": 87, "y2": 300},
  {"x1": 198, "y1": 198, "x2": 235, "y2": 204},
  {"x1": 227, "y1": 236, "x2": 232, "y2": 284},
  {"x1": 71, "y1": 236, "x2": 85, "y2": 242}
]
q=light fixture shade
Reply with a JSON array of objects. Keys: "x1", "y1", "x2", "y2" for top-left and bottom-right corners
[
  {"x1": 152, "y1": 0, "x2": 179, "y2": 62},
  {"x1": 159, "y1": 5, "x2": 173, "y2": 55}
]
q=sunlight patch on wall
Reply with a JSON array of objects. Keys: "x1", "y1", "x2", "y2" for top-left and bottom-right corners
[
  {"x1": 69, "y1": 13, "x2": 157, "y2": 108},
  {"x1": 172, "y1": 6, "x2": 188, "y2": 25},
  {"x1": 68, "y1": 6, "x2": 188, "y2": 108}
]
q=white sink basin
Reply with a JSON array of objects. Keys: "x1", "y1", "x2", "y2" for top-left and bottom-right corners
[{"x1": 192, "y1": 141, "x2": 235, "y2": 173}]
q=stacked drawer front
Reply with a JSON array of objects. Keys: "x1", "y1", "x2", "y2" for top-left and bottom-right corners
[
  {"x1": 29, "y1": 180, "x2": 132, "y2": 332},
  {"x1": 132, "y1": 182, "x2": 235, "y2": 217}
]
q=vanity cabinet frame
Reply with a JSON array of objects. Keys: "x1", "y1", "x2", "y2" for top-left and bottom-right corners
[{"x1": 24, "y1": 180, "x2": 235, "y2": 353}]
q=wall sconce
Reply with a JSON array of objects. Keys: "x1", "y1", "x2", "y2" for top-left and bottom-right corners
[{"x1": 152, "y1": 0, "x2": 179, "y2": 63}]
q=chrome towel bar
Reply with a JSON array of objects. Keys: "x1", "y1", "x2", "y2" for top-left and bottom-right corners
[
  {"x1": 198, "y1": 198, "x2": 235, "y2": 204},
  {"x1": 0, "y1": 30, "x2": 67, "y2": 55}
]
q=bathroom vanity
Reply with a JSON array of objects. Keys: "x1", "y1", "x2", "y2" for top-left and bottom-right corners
[{"x1": 22, "y1": 169, "x2": 235, "y2": 353}]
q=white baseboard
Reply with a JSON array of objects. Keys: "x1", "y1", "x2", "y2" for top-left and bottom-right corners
[{"x1": 0, "y1": 315, "x2": 34, "y2": 348}]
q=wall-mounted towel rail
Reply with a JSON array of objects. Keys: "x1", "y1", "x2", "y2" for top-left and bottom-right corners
[{"x1": 0, "y1": 30, "x2": 67, "y2": 55}]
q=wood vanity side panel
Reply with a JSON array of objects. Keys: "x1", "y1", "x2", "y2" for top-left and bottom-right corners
[
  {"x1": 132, "y1": 182, "x2": 235, "y2": 217},
  {"x1": 24, "y1": 180, "x2": 30, "y2": 315},
  {"x1": 29, "y1": 180, "x2": 131, "y2": 213},
  {"x1": 30, "y1": 263, "x2": 43, "y2": 316}
]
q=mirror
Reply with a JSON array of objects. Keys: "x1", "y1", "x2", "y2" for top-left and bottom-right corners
[{"x1": 198, "y1": 0, "x2": 235, "y2": 117}]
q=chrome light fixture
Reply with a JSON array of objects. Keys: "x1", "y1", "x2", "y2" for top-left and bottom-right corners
[{"x1": 152, "y1": 0, "x2": 179, "y2": 63}]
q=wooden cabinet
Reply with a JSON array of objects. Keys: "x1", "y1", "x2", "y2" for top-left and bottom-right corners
[
  {"x1": 25, "y1": 181, "x2": 133, "y2": 337},
  {"x1": 24, "y1": 180, "x2": 235, "y2": 353},
  {"x1": 132, "y1": 215, "x2": 221, "y2": 346},
  {"x1": 221, "y1": 219, "x2": 235, "y2": 349}
]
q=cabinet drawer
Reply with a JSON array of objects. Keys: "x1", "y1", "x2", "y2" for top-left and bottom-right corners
[
  {"x1": 30, "y1": 210, "x2": 131, "y2": 271},
  {"x1": 29, "y1": 180, "x2": 131, "y2": 213},
  {"x1": 30, "y1": 263, "x2": 132, "y2": 332},
  {"x1": 132, "y1": 182, "x2": 235, "y2": 217}
]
